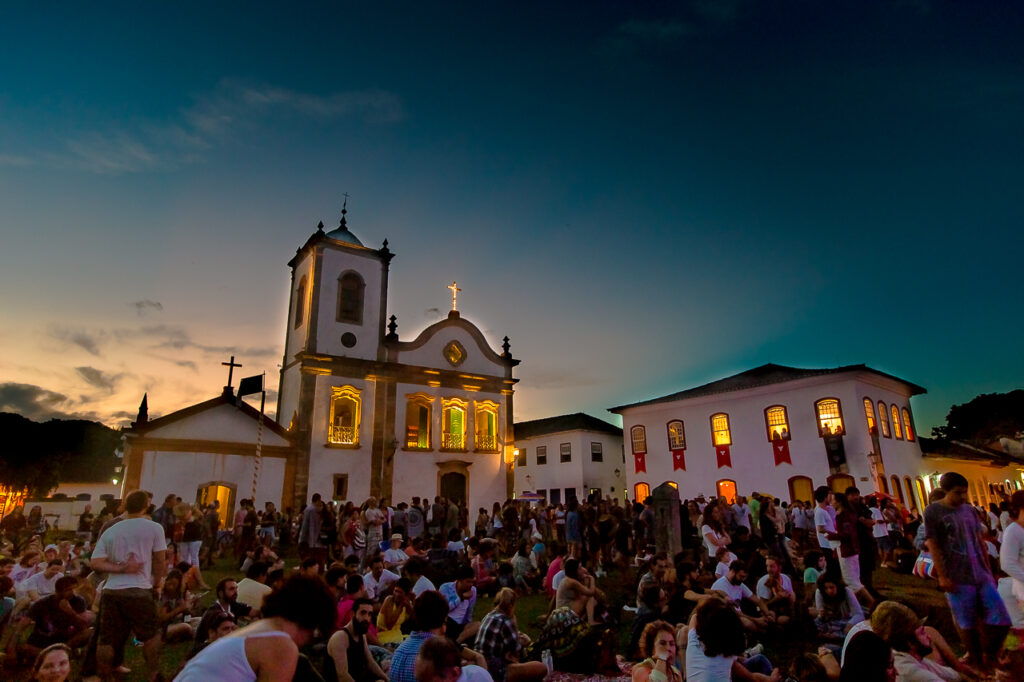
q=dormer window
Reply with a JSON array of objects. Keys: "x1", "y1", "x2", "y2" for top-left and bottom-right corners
[{"x1": 337, "y1": 271, "x2": 365, "y2": 324}]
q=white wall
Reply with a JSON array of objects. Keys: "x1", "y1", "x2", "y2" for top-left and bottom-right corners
[
  {"x1": 314, "y1": 246, "x2": 385, "y2": 360},
  {"x1": 138, "y1": 450, "x2": 287, "y2": 511},
  {"x1": 620, "y1": 372, "x2": 929, "y2": 503},
  {"x1": 396, "y1": 323, "x2": 506, "y2": 377},
  {"x1": 146, "y1": 404, "x2": 290, "y2": 446}
]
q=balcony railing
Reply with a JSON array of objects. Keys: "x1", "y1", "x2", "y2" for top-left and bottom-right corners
[
  {"x1": 329, "y1": 425, "x2": 357, "y2": 445},
  {"x1": 442, "y1": 433, "x2": 465, "y2": 450},
  {"x1": 475, "y1": 434, "x2": 497, "y2": 451}
]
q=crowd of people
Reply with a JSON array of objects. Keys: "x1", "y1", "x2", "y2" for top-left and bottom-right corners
[{"x1": 0, "y1": 470, "x2": 1022, "y2": 681}]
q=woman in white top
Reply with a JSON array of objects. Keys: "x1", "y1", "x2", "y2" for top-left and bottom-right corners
[
  {"x1": 175, "y1": 574, "x2": 336, "y2": 682},
  {"x1": 700, "y1": 505, "x2": 731, "y2": 559},
  {"x1": 685, "y1": 598, "x2": 775, "y2": 682}
]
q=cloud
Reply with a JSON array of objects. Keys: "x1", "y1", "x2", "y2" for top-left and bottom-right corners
[
  {"x1": 131, "y1": 299, "x2": 164, "y2": 316},
  {"x1": 424, "y1": 307, "x2": 441, "y2": 318},
  {"x1": 0, "y1": 382, "x2": 84, "y2": 421},
  {"x1": 3, "y1": 80, "x2": 404, "y2": 175},
  {"x1": 49, "y1": 327, "x2": 103, "y2": 356},
  {"x1": 75, "y1": 366, "x2": 121, "y2": 392},
  {"x1": 120, "y1": 324, "x2": 278, "y2": 359}
]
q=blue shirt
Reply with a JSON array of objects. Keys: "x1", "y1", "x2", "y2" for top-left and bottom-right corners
[
  {"x1": 440, "y1": 581, "x2": 477, "y2": 625},
  {"x1": 390, "y1": 630, "x2": 433, "y2": 682}
]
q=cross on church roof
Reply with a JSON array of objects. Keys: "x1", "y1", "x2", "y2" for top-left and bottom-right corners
[
  {"x1": 447, "y1": 281, "x2": 461, "y2": 312},
  {"x1": 221, "y1": 355, "x2": 243, "y2": 390}
]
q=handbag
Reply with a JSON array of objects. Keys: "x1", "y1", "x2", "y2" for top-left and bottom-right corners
[{"x1": 913, "y1": 551, "x2": 935, "y2": 579}]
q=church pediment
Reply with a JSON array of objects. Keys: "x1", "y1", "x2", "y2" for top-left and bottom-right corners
[{"x1": 391, "y1": 313, "x2": 516, "y2": 377}]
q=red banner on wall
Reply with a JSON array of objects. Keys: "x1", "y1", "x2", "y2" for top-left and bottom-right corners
[
  {"x1": 715, "y1": 444, "x2": 731, "y2": 468},
  {"x1": 634, "y1": 451, "x2": 647, "y2": 474},
  {"x1": 672, "y1": 449, "x2": 686, "y2": 471},
  {"x1": 772, "y1": 438, "x2": 792, "y2": 466}
]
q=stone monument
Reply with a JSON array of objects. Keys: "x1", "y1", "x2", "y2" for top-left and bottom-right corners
[{"x1": 652, "y1": 482, "x2": 682, "y2": 557}]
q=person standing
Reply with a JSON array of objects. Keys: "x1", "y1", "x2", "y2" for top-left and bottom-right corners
[
  {"x1": 813, "y1": 487, "x2": 840, "y2": 575},
  {"x1": 845, "y1": 487, "x2": 879, "y2": 598},
  {"x1": 925, "y1": 471, "x2": 1010, "y2": 674},
  {"x1": 299, "y1": 494, "x2": 327, "y2": 568},
  {"x1": 88, "y1": 489, "x2": 167, "y2": 682},
  {"x1": 407, "y1": 499, "x2": 425, "y2": 541}
]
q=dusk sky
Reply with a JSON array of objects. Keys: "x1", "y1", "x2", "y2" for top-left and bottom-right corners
[{"x1": 1, "y1": 1, "x2": 1022, "y2": 435}]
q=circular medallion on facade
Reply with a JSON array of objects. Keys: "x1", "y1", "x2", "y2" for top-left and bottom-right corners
[
  {"x1": 443, "y1": 340, "x2": 466, "y2": 367},
  {"x1": 341, "y1": 332, "x2": 357, "y2": 348}
]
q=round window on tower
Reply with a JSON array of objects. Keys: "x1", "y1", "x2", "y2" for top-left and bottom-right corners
[{"x1": 341, "y1": 333, "x2": 357, "y2": 348}]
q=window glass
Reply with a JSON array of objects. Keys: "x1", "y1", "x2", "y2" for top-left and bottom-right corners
[
  {"x1": 442, "y1": 400, "x2": 466, "y2": 449},
  {"x1": 765, "y1": 406, "x2": 790, "y2": 441},
  {"x1": 903, "y1": 408, "x2": 915, "y2": 441},
  {"x1": 329, "y1": 386, "x2": 361, "y2": 445},
  {"x1": 631, "y1": 426, "x2": 647, "y2": 454},
  {"x1": 337, "y1": 272, "x2": 364, "y2": 324},
  {"x1": 667, "y1": 420, "x2": 686, "y2": 449},
  {"x1": 863, "y1": 398, "x2": 877, "y2": 435},
  {"x1": 711, "y1": 414, "x2": 731, "y2": 446},
  {"x1": 591, "y1": 442, "x2": 603, "y2": 462},
  {"x1": 877, "y1": 401, "x2": 891, "y2": 437},
  {"x1": 405, "y1": 399, "x2": 431, "y2": 449},
  {"x1": 815, "y1": 399, "x2": 844, "y2": 436},
  {"x1": 560, "y1": 443, "x2": 571, "y2": 463},
  {"x1": 536, "y1": 446, "x2": 547, "y2": 465},
  {"x1": 516, "y1": 448, "x2": 527, "y2": 467},
  {"x1": 891, "y1": 404, "x2": 903, "y2": 440}
]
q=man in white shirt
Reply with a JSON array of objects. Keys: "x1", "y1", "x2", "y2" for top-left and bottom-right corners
[
  {"x1": 404, "y1": 556, "x2": 436, "y2": 597},
  {"x1": 235, "y1": 561, "x2": 272, "y2": 611},
  {"x1": 710, "y1": 560, "x2": 774, "y2": 633},
  {"x1": 813, "y1": 486, "x2": 840, "y2": 573},
  {"x1": 89, "y1": 489, "x2": 167, "y2": 682},
  {"x1": 755, "y1": 556, "x2": 795, "y2": 626},
  {"x1": 17, "y1": 559, "x2": 64, "y2": 602},
  {"x1": 383, "y1": 533, "x2": 409, "y2": 571},
  {"x1": 732, "y1": 496, "x2": 751, "y2": 532},
  {"x1": 363, "y1": 555, "x2": 399, "y2": 601}
]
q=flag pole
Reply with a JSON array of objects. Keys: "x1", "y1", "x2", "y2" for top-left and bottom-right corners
[{"x1": 251, "y1": 372, "x2": 266, "y2": 501}]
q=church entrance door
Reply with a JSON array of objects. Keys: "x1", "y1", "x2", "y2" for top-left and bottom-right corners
[
  {"x1": 440, "y1": 472, "x2": 467, "y2": 508},
  {"x1": 716, "y1": 479, "x2": 737, "y2": 504},
  {"x1": 196, "y1": 482, "x2": 235, "y2": 530}
]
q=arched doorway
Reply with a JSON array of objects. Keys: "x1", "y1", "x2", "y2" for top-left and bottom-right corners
[
  {"x1": 196, "y1": 481, "x2": 235, "y2": 529},
  {"x1": 788, "y1": 476, "x2": 813, "y2": 504},
  {"x1": 828, "y1": 474, "x2": 855, "y2": 494},
  {"x1": 436, "y1": 460, "x2": 470, "y2": 508},
  {"x1": 716, "y1": 479, "x2": 737, "y2": 503}
]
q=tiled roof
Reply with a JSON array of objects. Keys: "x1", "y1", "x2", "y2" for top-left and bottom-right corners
[
  {"x1": 610, "y1": 363, "x2": 926, "y2": 412},
  {"x1": 918, "y1": 436, "x2": 1022, "y2": 466},
  {"x1": 514, "y1": 412, "x2": 622, "y2": 439}
]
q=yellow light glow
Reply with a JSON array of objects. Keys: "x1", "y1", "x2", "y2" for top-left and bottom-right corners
[{"x1": 427, "y1": 380, "x2": 441, "y2": 388}]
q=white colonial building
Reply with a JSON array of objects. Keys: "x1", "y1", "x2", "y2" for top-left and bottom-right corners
[
  {"x1": 512, "y1": 413, "x2": 625, "y2": 505},
  {"x1": 610, "y1": 364, "x2": 933, "y2": 509},
  {"x1": 124, "y1": 209, "x2": 519, "y2": 520}
]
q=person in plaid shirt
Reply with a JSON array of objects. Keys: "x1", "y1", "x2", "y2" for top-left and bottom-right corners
[
  {"x1": 474, "y1": 588, "x2": 547, "y2": 682},
  {"x1": 390, "y1": 590, "x2": 486, "y2": 682}
]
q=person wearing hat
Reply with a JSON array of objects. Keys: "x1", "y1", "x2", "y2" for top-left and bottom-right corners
[{"x1": 382, "y1": 533, "x2": 409, "y2": 572}]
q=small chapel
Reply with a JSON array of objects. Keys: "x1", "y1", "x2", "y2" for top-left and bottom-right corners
[{"x1": 123, "y1": 208, "x2": 519, "y2": 521}]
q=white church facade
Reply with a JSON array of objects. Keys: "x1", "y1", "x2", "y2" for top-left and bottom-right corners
[
  {"x1": 611, "y1": 364, "x2": 933, "y2": 509},
  {"x1": 124, "y1": 210, "x2": 519, "y2": 519}
]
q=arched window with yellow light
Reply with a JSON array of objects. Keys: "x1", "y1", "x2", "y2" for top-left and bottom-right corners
[
  {"x1": 404, "y1": 393, "x2": 433, "y2": 450},
  {"x1": 863, "y1": 398, "x2": 877, "y2": 436},
  {"x1": 764, "y1": 406, "x2": 790, "y2": 441},
  {"x1": 814, "y1": 398, "x2": 844, "y2": 437},
  {"x1": 441, "y1": 398, "x2": 468, "y2": 450},
  {"x1": 877, "y1": 401, "x2": 891, "y2": 438},
  {"x1": 891, "y1": 404, "x2": 903, "y2": 440},
  {"x1": 902, "y1": 408, "x2": 915, "y2": 441},
  {"x1": 474, "y1": 400, "x2": 499, "y2": 452},
  {"x1": 666, "y1": 420, "x2": 686, "y2": 450},
  {"x1": 631, "y1": 425, "x2": 648, "y2": 455},
  {"x1": 328, "y1": 385, "x2": 361, "y2": 446}
]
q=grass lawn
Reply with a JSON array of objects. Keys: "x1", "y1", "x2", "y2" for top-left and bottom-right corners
[{"x1": 104, "y1": 561, "x2": 953, "y2": 680}]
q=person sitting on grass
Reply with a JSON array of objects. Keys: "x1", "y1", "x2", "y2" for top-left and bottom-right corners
[
  {"x1": 684, "y1": 597, "x2": 778, "y2": 682},
  {"x1": 710, "y1": 560, "x2": 775, "y2": 633},
  {"x1": 325, "y1": 597, "x2": 388, "y2": 682},
  {"x1": 390, "y1": 590, "x2": 487, "y2": 682},
  {"x1": 31, "y1": 642, "x2": 72, "y2": 682},
  {"x1": 810, "y1": 572, "x2": 864, "y2": 642},
  {"x1": 414, "y1": 635, "x2": 492, "y2": 682},
  {"x1": 755, "y1": 556, "x2": 795, "y2": 627},
  {"x1": 20, "y1": 576, "x2": 92, "y2": 660},
  {"x1": 377, "y1": 578, "x2": 414, "y2": 645},
  {"x1": 175, "y1": 574, "x2": 336, "y2": 681},
  {"x1": 474, "y1": 588, "x2": 547, "y2": 682},
  {"x1": 158, "y1": 568, "x2": 198, "y2": 643},
  {"x1": 631, "y1": 620, "x2": 683, "y2": 682},
  {"x1": 441, "y1": 565, "x2": 481, "y2": 646}
]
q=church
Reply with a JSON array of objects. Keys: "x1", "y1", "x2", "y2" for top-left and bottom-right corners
[{"x1": 123, "y1": 208, "x2": 519, "y2": 521}]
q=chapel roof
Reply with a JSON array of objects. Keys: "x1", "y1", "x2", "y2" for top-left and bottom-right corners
[
  {"x1": 515, "y1": 412, "x2": 622, "y2": 439},
  {"x1": 128, "y1": 386, "x2": 293, "y2": 440},
  {"x1": 609, "y1": 363, "x2": 927, "y2": 413}
]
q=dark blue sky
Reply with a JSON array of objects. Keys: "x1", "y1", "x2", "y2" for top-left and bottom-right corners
[{"x1": 1, "y1": 1, "x2": 1021, "y2": 430}]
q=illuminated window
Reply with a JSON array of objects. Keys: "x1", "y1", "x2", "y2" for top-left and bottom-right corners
[
  {"x1": 667, "y1": 420, "x2": 686, "y2": 450},
  {"x1": 891, "y1": 405, "x2": 903, "y2": 440},
  {"x1": 877, "y1": 401, "x2": 891, "y2": 437},
  {"x1": 591, "y1": 442, "x2": 603, "y2": 462},
  {"x1": 536, "y1": 446, "x2": 547, "y2": 465},
  {"x1": 474, "y1": 401, "x2": 499, "y2": 451},
  {"x1": 902, "y1": 408, "x2": 915, "y2": 441},
  {"x1": 404, "y1": 394, "x2": 433, "y2": 449},
  {"x1": 328, "y1": 386, "x2": 361, "y2": 445},
  {"x1": 337, "y1": 271, "x2": 365, "y2": 324},
  {"x1": 711, "y1": 413, "x2": 731, "y2": 446},
  {"x1": 863, "y1": 398, "x2": 877, "y2": 435},
  {"x1": 560, "y1": 443, "x2": 571, "y2": 463},
  {"x1": 716, "y1": 479, "x2": 737, "y2": 503},
  {"x1": 294, "y1": 275, "x2": 307, "y2": 329},
  {"x1": 815, "y1": 399, "x2": 844, "y2": 436},
  {"x1": 631, "y1": 426, "x2": 647, "y2": 454},
  {"x1": 764, "y1": 406, "x2": 790, "y2": 441},
  {"x1": 634, "y1": 482, "x2": 650, "y2": 502},
  {"x1": 442, "y1": 398, "x2": 467, "y2": 450}
]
